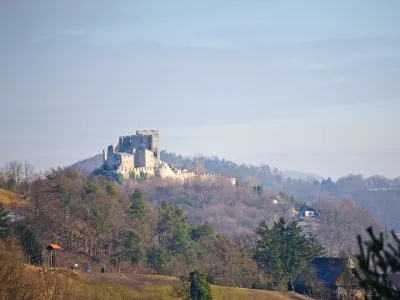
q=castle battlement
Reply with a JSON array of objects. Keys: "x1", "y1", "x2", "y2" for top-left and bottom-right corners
[{"x1": 103, "y1": 130, "x2": 235, "y2": 185}]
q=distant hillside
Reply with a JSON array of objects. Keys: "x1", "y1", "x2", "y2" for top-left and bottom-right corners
[
  {"x1": 70, "y1": 153, "x2": 103, "y2": 174},
  {"x1": 70, "y1": 152, "x2": 321, "y2": 182},
  {"x1": 279, "y1": 170, "x2": 323, "y2": 181},
  {"x1": 159, "y1": 151, "x2": 400, "y2": 232},
  {"x1": 70, "y1": 150, "x2": 400, "y2": 231}
]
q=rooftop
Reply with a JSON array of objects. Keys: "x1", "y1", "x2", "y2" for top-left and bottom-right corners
[{"x1": 47, "y1": 244, "x2": 61, "y2": 250}]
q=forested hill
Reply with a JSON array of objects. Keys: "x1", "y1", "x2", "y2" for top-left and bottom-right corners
[
  {"x1": 160, "y1": 151, "x2": 400, "y2": 231},
  {"x1": 70, "y1": 151, "x2": 400, "y2": 231}
]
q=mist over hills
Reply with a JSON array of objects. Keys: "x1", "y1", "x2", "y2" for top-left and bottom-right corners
[
  {"x1": 71, "y1": 150, "x2": 400, "y2": 231},
  {"x1": 278, "y1": 170, "x2": 324, "y2": 182}
]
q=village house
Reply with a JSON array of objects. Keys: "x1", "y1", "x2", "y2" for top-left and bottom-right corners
[
  {"x1": 295, "y1": 257, "x2": 363, "y2": 299},
  {"x1": 297, "y1": 207, "x2": 318, "y2": 220}
]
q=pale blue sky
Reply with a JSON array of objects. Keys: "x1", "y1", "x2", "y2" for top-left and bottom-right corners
[{"x1": 1, "y1": 0, "x2": 399, "y2": 179}]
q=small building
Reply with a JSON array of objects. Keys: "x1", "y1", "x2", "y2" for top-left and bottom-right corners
[
  {"x1": 298, "y1": 207, "x2": 318, "y2": 218},
  {"x1": 47, "y1": 244, "x2": 61, "y2": 268},
  {"x1": 295, "y1": 257, "x2": 344, "y2": 296},
  {"x1": 47, "y1": 244, "x2": 61, "y2": 251},
  {"x1": 295, "y1": 257, "x2": 358, "y2": 298}
]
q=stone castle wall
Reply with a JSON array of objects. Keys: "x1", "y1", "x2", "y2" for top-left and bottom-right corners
[
  {"x1": 103, "y1": 130, "x2": 235, "y2": 185},
  {"x1": 127, "y1": 165, "x2": 235, "y2": 185},
  {"x1": 116, "y1": 163, "x2": 235, "y2": 185}
]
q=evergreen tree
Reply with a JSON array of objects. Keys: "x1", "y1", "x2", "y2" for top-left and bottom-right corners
[
  {"x1": 92, "y1": 208, "x2": 109, "y2": 233},
  {"x1": 286, "y1": 221, "x2": 314, "y2": 287},
  {"x1": 167, "y1": 206, "x2": 193, "y2": 256},
  {"x1": 253, "y1": 185, "x2": 263, "y2": 196},
  {"x1": 254, "y1": 218, "x2": 325, "y2": 290},
  {"x1": 356, "y1": 227, "x2": 400, "y2": 299},
  {"x1": 307, "y1": 232, "x2": 325, "y2": 258},
  {"x1": 189, "y1": 221, "x2": 216, "y2": 242},
  {"x1": 156, "y1": 201, "x2": 192, "y2": 256},
  {"x1": 147, "y1": 247, "x2": 170, "y2": 273},
  {"x1": 58, "y1": 184, "x2": 69, "y2": 208},
  {"x1": 126, "y1": 188, "x2": 147, "y2": 223},
  {"x1": 189, "y1": 270, "x2": 213, "y2": 300},
  {"x1": 106, "y1": 183, "x2": 118, "y2": 200},
  {"x1": 254, "y1": 218, "x2": 286, "y2": 288},
  {"x1": 0, "y1": 203, "x2": 11, "y2": 238},
  {"x1": 18, "y1": 226, "x2": 42, "y2": 265},
  {"x1": 156, "y1": 201, "x2": 175, "y2": 247},
  {"x1": 123, "y1": 229, "x2": 145, "y2": 264}
]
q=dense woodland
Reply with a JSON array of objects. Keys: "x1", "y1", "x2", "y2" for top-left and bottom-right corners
[
  {"x1": 160, "y1": 151, "x2": 400, "y2": 232},
  {"x1": 0, "y1": 157, "x2": 386, "y2": 299}
]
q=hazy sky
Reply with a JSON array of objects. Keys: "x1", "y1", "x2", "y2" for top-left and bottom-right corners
[{"x1": 1, "y1": 0, "x2": 399, "y2": 179}]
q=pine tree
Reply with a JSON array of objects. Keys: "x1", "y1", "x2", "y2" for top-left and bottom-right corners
[
  {"x1": 167, "y1": 206, "x2": 192, "y2": 256},
  {"x1": 286, "y1": 221, "x2": 314, "y2": 288},
  {"x1": 189, "y1": 270, "x2": 213, "y2": 300},
  {"x1": 156, "y1": 201, "x2": 175, "y2": 247},
  {"x1": 307, "y1": 232, "x2": 325, "y2": 258},
  {"x1": 123, "y1": 229, "x2": 145, "y2": 264},
  {"x1": 0, "y1": 203, "x2": 11, "y2": 238},
  {"x1": 254, "y1": 218, "x2": 326, "y2": 290},
  {"x1": 106, "y1": 183, "x2": 118, "y2": 200},
  {"x1": 18, "y1": 226, "x2": 43, "y2": 265},
  {"x1": 355, "y1": 227, "x2": 400, "y2": 299},
  {"x1": 147, "y1": 247, "x2": 170, "y2": 273},
  {"x1": 189, "y1": 221, "x2": 216, "y2": 241},
  {"x1": 254, "y1": 218, "x2": 287, "y2": 288},
  {"x1": 156, "y1": 201, "x2": 192, "y2": 256},
  {"x1": 126, "y1": 188, "x2": 147, "y2": 223}
]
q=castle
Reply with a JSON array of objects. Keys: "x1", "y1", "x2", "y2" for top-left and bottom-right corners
[{"x1": 103, "y1": 130, "x2": 236, "y2": 185}]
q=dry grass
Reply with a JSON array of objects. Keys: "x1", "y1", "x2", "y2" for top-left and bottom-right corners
[
  {"x1": 3, "y1": 264, "x2": 311, "y2": 300},
  {"x1": 72, "y1": 270, "x2": 309, "y2": 300},
  {"x1": 211, "y1": 285, "x2": 310, "y2": 300},
  {"x1": 0, "y1": 189, "x2": 29, "y2": 208},
  {"x1": 3, "y1": 245, "x2": 308, "y2": 300}
]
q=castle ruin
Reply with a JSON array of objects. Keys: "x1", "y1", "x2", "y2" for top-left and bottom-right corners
[
  {"x1": 104, "y1": 130, "x2": 160, "y2": 171},
  {"x1": 103, "y1": 130, "x2": 236, "y2": 185}
]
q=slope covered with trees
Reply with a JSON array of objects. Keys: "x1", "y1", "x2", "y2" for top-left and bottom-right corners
[
  {"x1": 70, "y1": 151, "x2": 399, "y2": 231},
  {"x1": 160, "y1": 151, "x2": 399, "y2": 232},
  {"x1": 0, "y1": 158, "x2": 389, "y2": 298}
]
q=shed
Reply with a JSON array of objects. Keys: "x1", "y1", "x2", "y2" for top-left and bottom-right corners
[
  {"x1": 47, "y1": 244, "x2": 61, "y2": 268},
  {"x1": 47, "y1": 244, "x2": 61, "y2": 251}
]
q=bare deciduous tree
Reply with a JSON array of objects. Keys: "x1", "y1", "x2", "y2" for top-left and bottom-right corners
[{"x1": 22, "y1": 160, "x2": 34, "y2": 198}]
